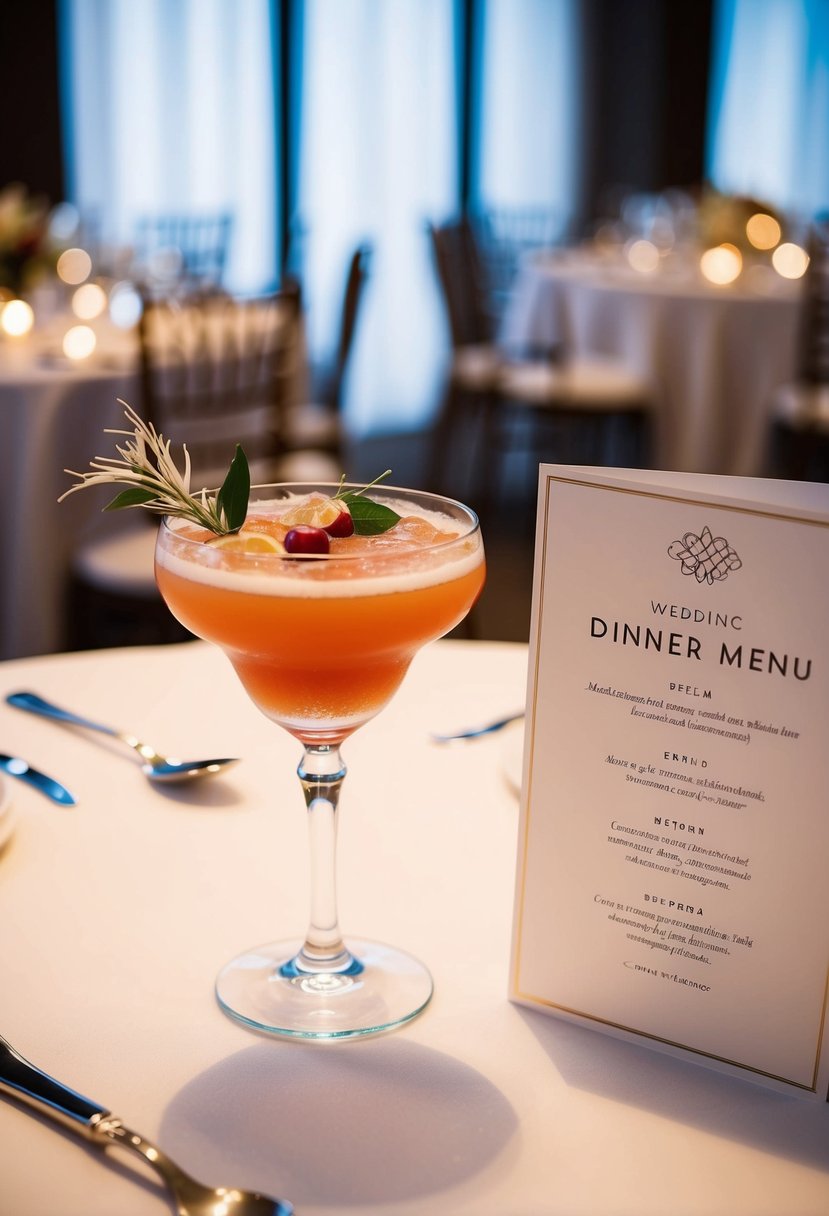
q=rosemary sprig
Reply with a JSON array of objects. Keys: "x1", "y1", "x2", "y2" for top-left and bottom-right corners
[
  {"x1": 333, "y1": 470, "x2": 392, "y2": 500},
  {"x1": 59, "y1": 400, "x2": 250, "y2": 535}
]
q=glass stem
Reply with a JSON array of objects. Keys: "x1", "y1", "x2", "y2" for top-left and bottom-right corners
[{"x1": 289, "y1": 744, "x2": 362, "y2": 977}]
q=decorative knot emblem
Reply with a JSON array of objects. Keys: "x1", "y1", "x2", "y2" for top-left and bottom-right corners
[{"x1": 668, "y1": 526, "x2": 742, "y2": 585}]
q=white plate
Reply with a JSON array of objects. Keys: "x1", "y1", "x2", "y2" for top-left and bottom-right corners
[
  {"x1": 499, "y1": 720, "x2": 525, "y2": 797},
  {"x1": 0, "y1": 773, "x2": 15, "y2": 850}
]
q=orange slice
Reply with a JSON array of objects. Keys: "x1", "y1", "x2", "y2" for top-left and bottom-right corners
[{"x1": 210, "y1": 530, "x2": 286, "y2": 555}]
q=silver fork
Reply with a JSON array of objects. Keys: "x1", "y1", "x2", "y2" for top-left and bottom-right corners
[{"x1": 0, "y1": 1033, "x2": 292, "y2": 1215}]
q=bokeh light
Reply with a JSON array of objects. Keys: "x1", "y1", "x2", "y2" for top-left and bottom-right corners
[
  {"x1": 71, "y1": 282, "x2": 108, "y2": 320},
  {"x1": 700, "y1": 243, "x2": 742, "y2": 285},
  {"x1": 626, "y1": 239, "x2": 660, "y2": 274},
  {"x1": 56, "y1": 247, "x2": 92, "y2": 286},
  {"x1": 48, "y1": 202, "x2": 81, "y2": 243},
  {"x1": 745, "y1": 213, "x2": 781, "y2": 251},
  {"x1": 772, "y1": 242, "x2": 809, "y2": 280},
  {"x1": 62, "y1": 324, "x2": 97, "y2": 359},
  {"x1": 1, "y1": 299, "x2": 35, "y2": 336},
  {"x1": 109, "y1": 281, "x2": 143, "y2": 329}
]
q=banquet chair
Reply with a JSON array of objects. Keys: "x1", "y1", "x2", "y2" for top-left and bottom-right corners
[
  {"x1": 277, "y1": 244, "x2": 372, "y2": 482},
  {"x1": 426, "y1": 217, "x2": 652, "y2": 514},
  {"x1": 768, "y1": 216, "x2": 829, "y2": 482},
  {"x1": 65, "y1": 286, "x2": 302, "y2": 650},
  {"x1": 470, "y1": 205, "x2": 562, "y2": 326},
  {"x1": 133, "y1": 212, "x2": 233, "y2": 291}
]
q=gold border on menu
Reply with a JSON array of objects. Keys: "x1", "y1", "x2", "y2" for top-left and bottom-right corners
[{"x1": 512, "y1": 471, "x2": 829, "y2": 1096}]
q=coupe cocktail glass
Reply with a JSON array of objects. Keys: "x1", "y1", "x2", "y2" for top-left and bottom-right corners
[{"x1": 155, "y1": 483, "x2": 485, "y2": 1038}]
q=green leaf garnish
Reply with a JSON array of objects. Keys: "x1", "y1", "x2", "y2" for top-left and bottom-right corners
[
  {"x1": 333, "y1": 469, "x2": 400, "y2": 535},
  {"x1": 216, "y1": 444, "x2": 250, "y2": 533},
  {"x1": 59, "y1": 401, "x2": 250, "y2": 535},
  {"x1": 104, "y1": 486, "x2": 160, "y2": 511},
  {"x1": 339, "y1": 492, "x2": 402, "y2": 535}
]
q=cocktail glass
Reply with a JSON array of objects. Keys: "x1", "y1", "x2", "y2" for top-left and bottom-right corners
[{"x1": 155, "y1": 482, "x2": 485, "y2": 1038}]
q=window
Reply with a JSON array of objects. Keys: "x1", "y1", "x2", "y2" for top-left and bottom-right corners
[
  {"x1": 61, "y1": 0, "x2": 586, "y2": 433},
  {"x1": 295, "y1": 0, "x2": 456, "y2": 435},
  {"x1": 61, "y1": 0, "x2": 276, "y2": 293},
  {"x1": 475, "y1": 0, "x2": 580, "y2": 229},
  {"x1": 707, "y1": 0, "x2": 829, "y2": 218}
]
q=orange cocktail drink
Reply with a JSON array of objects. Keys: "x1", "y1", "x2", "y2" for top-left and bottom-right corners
[
  {"x1": 155, "y1": 487, "x2": 485, "y2": 744},
  {"x1": 155, "y1": 482, "x2": 484, "y2": 1039}
]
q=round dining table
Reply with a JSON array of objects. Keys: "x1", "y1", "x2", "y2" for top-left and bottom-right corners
[
  {"x1": 0, "y1": 320, "x2": 140, "y2": 661},
  {"x1": 0, "y1": 637, "x2": 826, "y2": 1215},
  {"x1": 0, "y1": 296, "x2": 308, "y2": 663},
  {"x1": 501, "y1": 249, "x2": 803, "y2": 477}
]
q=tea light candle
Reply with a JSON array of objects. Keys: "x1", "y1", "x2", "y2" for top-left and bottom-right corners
[
  {"x1": 72, "y1": 282, "x2": 108, "y2": 320},
  {"x1": 62, "y1": 324, "x2": 97, "y2": 360},
  {"x1": 746, "y1": 213, "x2": 781, "y2": 251},
  {"x1": 772, "y1": 243, "x2": 809, "y2": 280},
  {"x1": 1, "y1": 299, "x2": 34, "y2": 337},
  {"x1": 700, "y1": 243, "x2": 742, "y2": 285}
]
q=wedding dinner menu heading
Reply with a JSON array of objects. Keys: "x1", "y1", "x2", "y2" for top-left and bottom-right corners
[{"x1": 510, "y1": 466, "x2": 829, "y2": 1097}]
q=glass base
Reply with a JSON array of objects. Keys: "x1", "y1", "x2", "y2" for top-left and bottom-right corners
[{"x1": 215, "y1": 937, "x2": 434, "y2": 1039}]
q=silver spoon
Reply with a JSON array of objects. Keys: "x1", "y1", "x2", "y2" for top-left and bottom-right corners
[
  {"x1": 431, "y1": 710, "x2": 525, "y2": 742},
  {"x1": 0, "y1": 1033, "x2": 292, "y2": 1215},
  {"x1": 6, "y1": 691, "x2": 239, "y2": 784}
]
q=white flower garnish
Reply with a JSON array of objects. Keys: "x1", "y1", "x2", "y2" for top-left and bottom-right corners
[{"x1": 59, "y1": 400, "x2": 250, "y2": 534}]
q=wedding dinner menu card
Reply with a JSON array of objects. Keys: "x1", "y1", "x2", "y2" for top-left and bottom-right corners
[{"x1": 510, "y1": 466, "x2": 829, "y2": 1097}]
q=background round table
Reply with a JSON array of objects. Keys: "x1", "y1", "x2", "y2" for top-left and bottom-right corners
[
  {"x1": 501, "y1": 250, "x2": 803, "y2": 476},
  {"x1": 0, "y1": 323, "x2": 139, "y2": 659}
]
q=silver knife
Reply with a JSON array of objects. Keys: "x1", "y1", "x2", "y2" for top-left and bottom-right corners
[{"x1": 0, "y1": 754, "x2": 76, "y2": 806}]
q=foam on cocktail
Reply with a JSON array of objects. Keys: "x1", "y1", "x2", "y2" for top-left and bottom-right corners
[{"x1": 155, "y1": 497, "x2": 484, "y2": 598}]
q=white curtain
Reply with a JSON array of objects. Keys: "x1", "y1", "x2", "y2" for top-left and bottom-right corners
[
  {"x1": 296, "y1": 0, "x2": 456, "y2": 436},
  {"x1": 62, "y1": 0, "x2": 583, "y2": 435},
  {"x1": 61, "y1": 0, "x2": 276, "y2": 293},
  {"x1": 707, "y1": 0, "x2": 829, "y2": 219},
  {"x1": 476, "y1": 0, "x2": 581, "y2": 230}
]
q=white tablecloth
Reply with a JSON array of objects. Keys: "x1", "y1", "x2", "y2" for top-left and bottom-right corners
[
  {"x1": 0, "y1": 326, "x2": 140, "y2": 659},
  {"x1": 0, "y1": 639, "x2": 825, "y2": 1216},
  {"x1": 0, "y1": 295, "x2": 308, "y2": 661},
  {"x1": 501, "y1": 251, "x2": 803, "y2": 476}
]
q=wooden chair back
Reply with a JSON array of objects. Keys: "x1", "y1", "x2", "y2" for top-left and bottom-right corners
[
  {"x1": 427, "y1": 218, "x2": 493, "y2": 349},
  {"x1": 138, "y1": 284, "x2": 301, "y2": 490},
  {"x1": 321, "y1": 244, "x2": 372, "y2": 413},
  {"x1": 134, "y1": 212, "x2": 233, "y2": 290},
  {"x1": 470, "y1": 206, "x2": 560, "y2": 321}
]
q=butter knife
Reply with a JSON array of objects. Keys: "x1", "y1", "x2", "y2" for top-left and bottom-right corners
[{"x1": 0, "y1": 755, "x2": 76, "y2": 806}]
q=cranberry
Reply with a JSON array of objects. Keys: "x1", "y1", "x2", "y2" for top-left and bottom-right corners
[
  {"x1": 284, "y1": 525, "x2": 330, "y2": 555},
  {"x1": 325, "y1": 506, "x2": 355, "y2": 538}
]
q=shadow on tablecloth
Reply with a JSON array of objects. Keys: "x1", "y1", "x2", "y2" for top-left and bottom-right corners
[
  {"x1": 160, "y1": 1037, "x2": 519, "y2": 1206},
  {"x1": 516, "y1": 1005, "x2": 829, "y2": 1171}
]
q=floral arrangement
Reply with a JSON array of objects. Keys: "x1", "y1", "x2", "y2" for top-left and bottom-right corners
[
  {"x1": 0, "y1": 183, "x2": 56, "y2": 296},
  {"x1": 697, "y1": 187, "x2": 786, "y2": 254}
]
